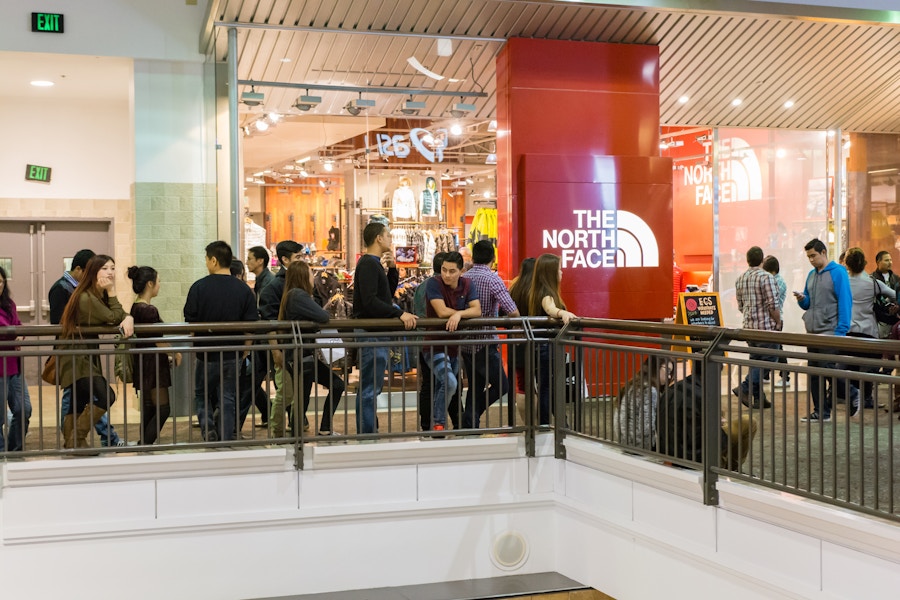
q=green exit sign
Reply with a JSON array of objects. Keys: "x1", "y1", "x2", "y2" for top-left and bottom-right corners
[
  {"x1": 25, "y1": 164, "x2": 52, "y2": 183},
  {"x1": 32, "y1": 13, "x2": 64, "y2": 33}
]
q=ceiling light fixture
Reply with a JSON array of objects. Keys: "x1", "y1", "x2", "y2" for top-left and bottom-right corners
[
  {"x1": 449, "y1": 98, "x2": 476, "y2": 118},
  {"x1": 487, "y1": 120, "x2": 497, "y2": 132},
  {"x1": 678, "y1": 95, "x2": 689, "y2": 104},
  {"x1": 241, "y1": 85, "x2": 264, "y2": 107},
  {"x1": 254, "y1": 119, "x2": 269, "y2": 132},
  {"x1": 30, "y1": 80, "x2": 54, "y2": 87},
  {"x1": 399, "y1": 96, "x2": 426, "y2": 116},
  {"x1": 450, "y1": 123, "x2": 463, "y2": 136},
  {"x1": 732, "y1": 98, "x2": 743, "y2": 107},
  {"x1": 293, "y1": 91, "x2": 322, "y2": 111},
  {"x1": 345, "y1": 93, "x2": 375, "y2": 116},
  {"x1": 280, "y1": 57, "x2": 292, "y2": 63},
  {"x1": 784, "y1": 100, "x2": 795, "y2": 109}
]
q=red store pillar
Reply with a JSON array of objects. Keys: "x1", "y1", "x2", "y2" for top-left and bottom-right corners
[{"x1": 496, "y1": 38, "x2": 672, "y2": 319}]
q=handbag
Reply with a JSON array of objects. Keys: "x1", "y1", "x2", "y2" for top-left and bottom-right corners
[
  {"x1": 873, "y1": 278, "x2": 899, "y2": 326},
  {"x1": 41, "y1": 355, "x2": 58, "y2": 385},
  {"x1": 114, "y1": 336, "x2": 134, "y2": 383},
  {"x1": 315, "y1": 329, "x2": 346, "y2": 365}
]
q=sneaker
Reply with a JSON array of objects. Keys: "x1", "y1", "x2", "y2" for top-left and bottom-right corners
[
  {"x1": 774, "y1": 378, "x2": 790, "y2": 388},
  {"x1": 204, "y1": 429, "x2": 219, "y2": 442},
  {"x1": 850, "y1": 403, "x2": 861, "y2": 418},
  {"x1": 801, "y1": 412, "x2": 831, "y2": 423},
  {"x1": 432, "y1": 424, "x2": 445, "y2": 432}
]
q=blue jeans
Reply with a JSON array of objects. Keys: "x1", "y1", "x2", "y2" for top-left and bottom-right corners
[
  {"x1": 194, "y1": 357, "x2": 239, "y2": 441},
  {"x1": 357, "y1": 337, "x2": 389, "y2": 434},
  {"x1": 0, "y1": 374, "x2": 32, "y2": 451},
  {"x1": 59, "y1": 387, "x2": 119, "y2": 446},
  {"x1": 740, "y1": 341, "x2": 779, "y2": 399},
  {"x1": 423, "y1": 351, "x2": 459, "y2": 428}
]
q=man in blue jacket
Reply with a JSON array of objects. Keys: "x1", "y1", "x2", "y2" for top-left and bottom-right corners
[{"x1": 793, "y1": 238, "x2": 851, "y2": 422}]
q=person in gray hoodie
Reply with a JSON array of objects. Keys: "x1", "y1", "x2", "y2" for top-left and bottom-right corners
[{"x1": 793, "y1": 238, "x2": 852, "y2": 422}]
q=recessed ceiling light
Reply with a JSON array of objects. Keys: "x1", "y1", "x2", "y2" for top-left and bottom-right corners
[
  {"x1": 31, "y1": 80, "x2": 54, "y2": 87},
  {"x1": 678, "y1": 95, "x2": 689, "y2": 104},
  {"x1": 776, "y1": 148, "x2": 787, "y2": 159},
  {"x1": 784, "y1": 100, "x2": 794, "y2": 109},
  {"x1": 732, "y1": 98, "x2": 742, "y2": 107},
  {"x1": 280, "y1": 57, "x2": 291, "y2": 63}
]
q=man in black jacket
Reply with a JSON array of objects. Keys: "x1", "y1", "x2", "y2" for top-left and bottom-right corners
[
  {"x1": 353, "y1": 223, "x2": 417, "y2": 433},
  {"x1": 257, "y1": 240, "x2": 303, "y2": 436}
]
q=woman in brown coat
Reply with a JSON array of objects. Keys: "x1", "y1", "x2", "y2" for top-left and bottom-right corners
[{"x1": 59, "y1": 255, "x2": 134, "y2": 448}]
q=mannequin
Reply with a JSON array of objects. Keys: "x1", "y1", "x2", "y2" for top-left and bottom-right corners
[
  {"x1": 420, "y1": 176, "x2": 440, "y2": 219},
  {"x1": 327, "y1": 216, "x2": 341, "y2": 251},
  {"x1": 391, "y1": 176, "x2": 417, "y2": 220}
]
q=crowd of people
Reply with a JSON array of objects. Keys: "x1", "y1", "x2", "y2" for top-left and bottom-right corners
[{"x1": 2, "y1": 230, "x2": 897, "y2": 452}]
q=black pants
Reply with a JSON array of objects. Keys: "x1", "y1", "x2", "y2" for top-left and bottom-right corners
[
  {"x1": 69, "y1": 376, "x2": 116, "y2": 415},
  {"x1": 418, "y1": 351, "x2": 460, "y2": 430},
  {"x1": 300, "y1": 359, "x2": 345, "y2": 433},
  {"x1": 461, "y1": 346, "x2": 511, "y2": 428},
  {"x1": 238, "y1": 351, "x2": 269, "y2": 429}
]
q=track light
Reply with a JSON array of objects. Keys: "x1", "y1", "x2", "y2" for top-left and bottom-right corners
[
  {"x1": 293, "y1": 92, "x2": 322, "y2": 111},
  {"x1": 345, "y1": 94, "x2": 375, "y2": 116},
  {"x1": 241, "y1": 85, "x2": 264, "y2": 107},
  {"x1": 254, "y1": 119, "x2": 269, "y2": 132},
  {"x1": 449, "y1": 98, "x2": 476, "y2": 118},
  {"x1": 400, "y1": 97, "x2": 427, "y2": 116},
  {"x1": 450, "y1": 123, "x2": 463, "y2": 136}
]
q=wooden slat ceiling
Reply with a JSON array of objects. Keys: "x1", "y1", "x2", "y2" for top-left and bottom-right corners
[{"x1": 211, "y1": 0, "x2": 900, "y2": 169}]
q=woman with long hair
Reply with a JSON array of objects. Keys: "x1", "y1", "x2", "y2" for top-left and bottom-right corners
[
  {"x1": 59, "y1": 255, "x2": 134, "y2": 448},
  {"x1": 0, "y1": 266, "x2": 32, "y2": 451},
  {"x1": 127, "y1": 265, "x2": 182, "y2": 444},
  {"x1": 840, "y1": 248, "x2": 896, "y2": 415},
  {"x1": 526, "y1": 253, "x2": 578, "y2": 425},
  {"x1": 507, "y1": 257, "x2": 536, "y2": 423},
  {"x1": 276, "y1": 261, "x2": 345, "y2": 437}
]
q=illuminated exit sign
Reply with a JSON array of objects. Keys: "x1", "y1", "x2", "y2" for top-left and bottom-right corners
[
  {"x1": 31, "y1": 13, "x2": 64, "y2": 33},
  {"x1": 25, "y1": 164, "x2": 52, "y2": 183}
]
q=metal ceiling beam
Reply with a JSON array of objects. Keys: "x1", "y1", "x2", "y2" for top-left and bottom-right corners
[
  {"x1": 238, "y1": 79, "x2": 489, "y2": 97},
  {"x1": 215, "y1": 20, "x2": 507, "y2": 42}
]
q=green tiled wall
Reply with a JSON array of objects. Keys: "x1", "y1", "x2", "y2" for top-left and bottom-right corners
[{"x1": 134, "y1": 182, "x2": 217, "y2": 323}]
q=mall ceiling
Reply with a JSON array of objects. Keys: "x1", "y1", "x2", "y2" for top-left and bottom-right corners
[{"x1": 207, "y1": 0, "x2": 900, "y2": 133}]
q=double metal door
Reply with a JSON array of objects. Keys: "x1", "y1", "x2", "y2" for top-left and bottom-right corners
[{"x1": 0, "y1": 220, "x2": 112, "y2": 327}]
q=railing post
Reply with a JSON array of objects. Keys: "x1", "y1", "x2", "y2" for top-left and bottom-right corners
[
  {"x1": 701, "y1": 329, "x2": 727, "y2": 506},
  {"x1": 521, "y1": 318, "x2": 536, "y2": 458},
  {"x1": 291, "y1": 321, "x2": 304, "y2": 471},
  {"x1": 553, "y1": 321, "x2": 572, "y2": 460}
]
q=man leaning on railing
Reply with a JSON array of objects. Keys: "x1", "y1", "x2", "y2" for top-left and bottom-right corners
[{"x1": 352, "y1": 223, "x2": 417, "y2": 434}]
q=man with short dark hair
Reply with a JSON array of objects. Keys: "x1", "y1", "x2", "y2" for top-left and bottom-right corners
[
  {"x1": 247, "y1": 246, "x2": 272, "y2": 304},
  {"x1": 733, "y1": 246, "x2": 781, "y2": 409},
  {"x1": 353, "y1": 222, "x2": 417, "y2": 433},
  {"x1": 423, "y1": 251, "x2": 481, "y2": 431},
  {"x1": 48, "y1": 248, "x2": 123, "y2": 447},
  {"x1": 258, "y1": 240, "x2": 304, "y2": 436},
  {"x1": 184, "y1": 241, "x2": 259, "y2": 441},
  {"x1": 461, "y1": 240, "x2": 520, "y2": 428},
  {"x1": 794, "y1": 238, "x2": 851, "y2": 422}
]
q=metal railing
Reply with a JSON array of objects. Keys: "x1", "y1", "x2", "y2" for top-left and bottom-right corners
[
  {"x1": 2, "y1": 317, "x2": 898, "y2": 522},
  {"x1": 556, "y1": 319, "x2": 900, "y2": 522}
]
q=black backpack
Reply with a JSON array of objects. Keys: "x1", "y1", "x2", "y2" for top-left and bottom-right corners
[{"x1": 657, "y1": 374, "x2": 726, "y2": 462}]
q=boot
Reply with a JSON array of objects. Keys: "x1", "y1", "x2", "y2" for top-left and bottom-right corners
[
  {"x1": 62, "y1": 414, "x2": 76, "y2": 449},
  {"x1": 74, "y1": 405, "x2": 108, "y2": 448}
]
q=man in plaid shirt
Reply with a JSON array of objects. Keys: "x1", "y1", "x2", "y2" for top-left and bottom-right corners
[
  {"x1": 733, "y1": 246, "x2": 782, "y2": 409},
  {"x1": 461, "y1": 241, "x2": 520, "y2": 428}
]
